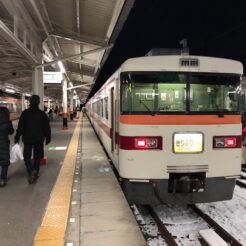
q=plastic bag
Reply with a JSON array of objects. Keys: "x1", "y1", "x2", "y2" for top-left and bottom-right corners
[{"x1": 10, "y1": 144, "x2": 24, "y2": 163}]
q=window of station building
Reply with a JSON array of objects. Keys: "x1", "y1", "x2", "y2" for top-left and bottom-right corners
[{"x1": 104, "y1": 97, "x2": 109, "y2": 119}]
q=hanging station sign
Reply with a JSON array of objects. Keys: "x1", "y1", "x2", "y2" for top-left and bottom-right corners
[{"x1": 43, "y1": 72, "x2": 63, "y2": 84}]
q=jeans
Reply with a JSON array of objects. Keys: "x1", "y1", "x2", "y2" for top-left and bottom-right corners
[
  {"x1": 1, "y1": 166, "x2": 8, "y2": 180},
  {"x1": 23, "y1": 143, "x2": 43, "y2": 175}
]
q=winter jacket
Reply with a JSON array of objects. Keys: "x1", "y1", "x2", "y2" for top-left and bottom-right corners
[
  {"x1": 15, "y1": 106, "x2": 51, "y2": 145},
  {"x1": 0, "y1": 112, "x2": 14, "y2": 165}
]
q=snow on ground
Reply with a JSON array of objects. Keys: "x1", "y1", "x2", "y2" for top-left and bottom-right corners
[
  {"x1": 154, "y1": 205, "x2": 208, "y2": 246},
  {"x1": 197, "y1": 185, "x2": 246, "y2": 245},
  {"x1": 132, "y1": 185, "x2": 246, "y2": 245},
  {"x1": 131, "y1": 205, "x2": 167, "y2": 246},
  {"x1": 241, "y1": 171, "x2": 246, "y2": 178},
  {"x1": 238, "y1": 178, "x2": 246, "y2": 184}
]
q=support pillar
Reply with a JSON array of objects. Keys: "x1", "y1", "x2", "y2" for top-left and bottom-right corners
[
  {"x1": 21, "y1": 94, "x2": 25, "y2": 111},
  {"x1": 32, "y1": 38, "x2": 43, "y2": 110},
  {"x1": 32, "y1": 67, "x2": 44, "y2": 109},
  {"x1": 70, "y1": 90, "x2": 74, "y2": 121},
  {"x1": 62, "y1": 79, "x2": 68, "y2": 129}
]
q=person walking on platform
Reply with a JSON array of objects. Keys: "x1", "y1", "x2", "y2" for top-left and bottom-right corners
[
  {"x1": 15, "y1": 95, "x2": 51, "y2": 184},
  {"x1": 0, "y1": 107, "x2": 14, "y2": 187}
]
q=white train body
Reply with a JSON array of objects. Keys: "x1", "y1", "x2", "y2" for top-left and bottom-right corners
[{"x1": 87, "y1": 55, "x2": 243, "y2": 204}]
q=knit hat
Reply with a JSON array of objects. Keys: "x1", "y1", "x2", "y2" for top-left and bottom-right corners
[{"x1": 30, "y1": 95, "x2": 40, "y2": 106}]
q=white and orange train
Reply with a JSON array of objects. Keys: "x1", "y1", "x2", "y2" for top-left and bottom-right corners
[
  {"x1": 0, "y1": 91, "x2": 26, "y2": 120},
  {"x1": 86, "y1": 53, "x2": 243, "y2": 205}
]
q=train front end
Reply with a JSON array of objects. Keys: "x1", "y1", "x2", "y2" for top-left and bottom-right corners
[{"x1": 118, "y1": 56, "x2": 243, "y2": 205}]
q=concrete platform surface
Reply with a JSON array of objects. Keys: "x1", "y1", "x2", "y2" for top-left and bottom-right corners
[
  {"x1": 0, "y1": 119, "x2": 77, "y2": 246},
  {"x1": 77, "y1": 118, "x2": 146, "y2": 246}
]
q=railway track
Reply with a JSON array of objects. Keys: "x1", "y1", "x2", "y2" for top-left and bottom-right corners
[
  {"x1": 190, "y1": 205, "x2": 243, "y2": 246},
  {"x1": 236, "y1": 179, "x2": 246, "y2": 188},
  {"x1": 145, "y1": 205, "x2": 178, "y2": 246},
  {"x1": 134, "y1": 204, "x2": 243, "y2": 246},
  {"x1": 236, "y1": 170, "x2": 246, "y2": 188}
]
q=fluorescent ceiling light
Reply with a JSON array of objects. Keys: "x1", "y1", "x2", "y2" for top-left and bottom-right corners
[
  {"x1": 25, "y1": 93, "x2": 31, "y2": 97},
  {"x1": 58, "y1": 61, "x2": 65, "y2": 73},
  {"x1": 5, "y1": 88, "x2": 15, "y2": 93}
]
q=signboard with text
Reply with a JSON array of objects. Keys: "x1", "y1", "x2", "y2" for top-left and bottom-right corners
[{"x1": 43, "y1": 72, "x2": 63, "y2": 84}]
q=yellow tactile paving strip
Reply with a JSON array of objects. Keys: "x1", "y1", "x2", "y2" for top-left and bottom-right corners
[{"x1": 34, "y1": 118, "x2": 81, "y2": 246}]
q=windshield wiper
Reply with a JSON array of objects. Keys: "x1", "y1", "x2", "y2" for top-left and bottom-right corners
[
  {"x1": 139, "y1": 99, "x2": 155, "y2": 116},
  {"x1": 214, "y1": 104, "x2": 225, "y2": 118},
  {"x1": 211, "y1": 96, "x2": 224, "y2": 117}
]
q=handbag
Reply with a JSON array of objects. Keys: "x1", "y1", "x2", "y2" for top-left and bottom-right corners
[{"x1": 10, "y1": 144, "x2": 24, "y2": 163}]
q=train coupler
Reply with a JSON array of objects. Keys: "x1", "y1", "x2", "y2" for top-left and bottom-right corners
[{"x1": 168, "y1": 172, "x2": 205, "y2": 193}]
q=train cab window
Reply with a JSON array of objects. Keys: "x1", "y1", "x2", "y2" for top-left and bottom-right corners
[
  {"x1": 132, "y1": 83, "x2": 155, "y2": 112},
  {"x1": 157, "y1": 83, "x2": 186, "y2": 111},
  {"x1": 189, "y1": 75, "x2": 241, "y2": 113},
  {"x1": 121, "y1": 72, "x2": 241, "y2": 114},
  {"x1": 121, "y1": 72, "x2": 186, "y2": 113}
]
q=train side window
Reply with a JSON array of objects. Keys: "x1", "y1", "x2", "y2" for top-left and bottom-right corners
[
  {"x1": 104, "y1": 97, "x2": 108, "y2": 119},
  {"x1": 100, "y1": 99, "x2": 103, "y2": 117},
  {"x1": 97, "y1": 101, "x2": 99, "y2": 115}
]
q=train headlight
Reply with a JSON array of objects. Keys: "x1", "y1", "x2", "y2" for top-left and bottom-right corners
[
  {"x1": 135, "y1": 137, "x2": 158, "y2": 149},
  {"x1": 213, "y1": 136, "x2": 241, "y2": 148},
  {"x1": 120, "y1": 136, "x2": 162, "y2": 150}
]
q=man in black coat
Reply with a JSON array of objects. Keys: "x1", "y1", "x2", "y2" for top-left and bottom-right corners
[
  {"x1": 15, "y1": 95, "x2": 51, "y2": 184},
  {"x1": 0, "y1": 107, "x2": 14, "y2": 187}
]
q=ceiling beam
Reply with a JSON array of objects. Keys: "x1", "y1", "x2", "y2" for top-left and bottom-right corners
[
  {"x1": 69, "y1": 57, "x2": 97, "y2": 67},
  {"x1": 1, "y1": 0, "x2": 38, "y2": 36},
  {"x1": 67, "y1": 83, "x2": 93, "y2": 90},
  {"x1": 67, "y1": 70, "x2": 94, "y2": 78},
  {"x1": 49, "y1": 32, "x2": 107, "y2": 47},
  {"x1": 36, "y1": 45, "x2": 113, "y2": 68},
  {"x1": 0, "y1": 56, "x2": 29, "y2": 63},
  {"x1": 0, "y1": 20, "x2": 38, "y2": 63},
  {"x1": 106, "y1": 0, "x2": 125, "y2": 41}
]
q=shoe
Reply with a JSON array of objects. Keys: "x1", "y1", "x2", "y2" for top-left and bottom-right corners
[
  {"x1": 0, "y1": 179, "x2": 7, "y2": 187},
  {"x1": 28, "y1": 174, "x2": 34, "y2": 184},
  {"x1": 28, "y1": 171, "x2": 39, "y2": 184},
  {"x1": 33, "y1": 171, "x2": 39, "y2": 183}
]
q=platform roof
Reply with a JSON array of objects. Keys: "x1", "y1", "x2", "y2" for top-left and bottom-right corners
[{"x1": 0, "y1": 0, "x2": 135, "y2": 102}]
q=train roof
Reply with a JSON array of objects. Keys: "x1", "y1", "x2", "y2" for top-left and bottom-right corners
[{"x1": 120, "y1": 55, "x2": 243, "y2": 75}]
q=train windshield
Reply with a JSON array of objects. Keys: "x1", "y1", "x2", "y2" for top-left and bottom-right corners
[{"x1": 121, "y1": 72, "x2": 241, "y2": 114}]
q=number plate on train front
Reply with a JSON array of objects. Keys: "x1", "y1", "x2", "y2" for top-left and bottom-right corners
[{"x1": 173, "y1": 133, "x2": 203, "y2": 153}]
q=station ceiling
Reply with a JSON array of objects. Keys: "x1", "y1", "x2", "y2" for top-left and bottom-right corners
[{"x1": 0, "y1": 0, "x2": 134, "y2": 102}]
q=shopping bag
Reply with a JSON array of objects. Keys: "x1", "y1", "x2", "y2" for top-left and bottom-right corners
[{"x1": 10, "y1": 144, "x2": 24, "y2": 163}]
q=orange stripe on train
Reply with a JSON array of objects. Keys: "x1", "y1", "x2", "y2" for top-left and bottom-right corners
[{"x1": 120, "y1": 115, "x2": 241, "y2": 125}]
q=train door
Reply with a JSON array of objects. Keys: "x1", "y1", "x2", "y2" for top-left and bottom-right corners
[
  {"x1": 111, "y1": 87, "x2": 115, "y2": 152},
  {"x1": 115, "y1": 98, "x2": 119, "y2": 154}
]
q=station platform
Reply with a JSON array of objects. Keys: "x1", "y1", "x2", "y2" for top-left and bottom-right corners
[{"x1": 0, "y1": 116, "x2": 145, "y2": 246}]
